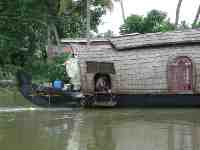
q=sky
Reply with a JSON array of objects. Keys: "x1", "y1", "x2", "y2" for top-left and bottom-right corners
[{"x1": 98, "y1": 0, "x2": 200, "y2": 35}]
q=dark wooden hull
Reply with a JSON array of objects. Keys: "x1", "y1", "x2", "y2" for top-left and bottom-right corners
[
  {"x1": 19, "y1": 86, "x2": 200, "y2": 108},
  {"x1": 16, "y1": 71, "x2": 200, "y2": 108},
  {"x1": 80, "y1": 93, "x2": 200, "y2": 108},
  {"x1": 19, "y1": 84, "x2": 82, "y2": 107},
  {"x1": 16, "y1": 71, "x2": 82, "y2": 107},
  {"x1": 114, "y1": 94, "x2": 200, "y2": 107}
]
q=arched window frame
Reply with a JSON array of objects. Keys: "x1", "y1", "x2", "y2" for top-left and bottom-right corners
[{"x1": 167, "y1": 56, "x2": 194, "y2": 93}]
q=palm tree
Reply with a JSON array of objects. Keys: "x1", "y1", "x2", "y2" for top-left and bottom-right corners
[
  {"x1": 175, "y1": 0, "x2": 183, "y2": 28},
  {"x1": 193, "y1": 4, "x2": 200, "y2": 28},
  {"x1": 86, "y1": 0, "x2": 91, "y2": 42},
  {"x1": 114, "y1": 0, "x2": 126, "y2": 22},
  {"x1": 48, "y1": 0, "x2": 115, "y2": 43},
  {"x1": 85, "y1": 0, "x2": 115, "y2": 39}
]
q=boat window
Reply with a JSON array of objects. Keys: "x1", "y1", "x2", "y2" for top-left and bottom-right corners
[
  {"x1": 87, "y1": 62, "x2": 98, "y2": 73},
  {"x1": 86, "y1": 61, "x2": 115, "y2": 74}
]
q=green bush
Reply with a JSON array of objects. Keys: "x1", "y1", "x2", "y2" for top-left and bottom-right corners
[{"x1": 29, "y1": 53, "x2": 71, "y2": 83}]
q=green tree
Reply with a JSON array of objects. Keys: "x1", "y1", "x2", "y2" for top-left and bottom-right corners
[
  {"x1": 192, "y1": 5, "x2": 200, "y2": 28},
  {"x1": 29, "y1": 53, "x2": 71, "y2": 82},
  {"x1": 143, "y1": 10, "x2": 174, "y2": 33},
  {"x1": 0, "y1": 0, "x2": 114, "y2": 78},
  {"x1": 57, "y1": 0, "x2": 114, "y2": 38},
  {"x1": 120, "y1": 15, "x2": 144, "y2": 34},
  {"x1": 0, "y1": 0, "x2": 49, "y2": 68},
  {"x1": 120, "y1": 9, "x2": 175, "y2": 34},
  {"x1": 193, "y1": 21, "x2": 200, "y2": 28}
]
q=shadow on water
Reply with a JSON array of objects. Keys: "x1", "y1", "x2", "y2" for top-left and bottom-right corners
[
  {"x1": 0, "y1": 107, "x2": 200, "y2": 150},
  {"x1": 0, "y1": 87, "x2": 33, "y2": 107}
]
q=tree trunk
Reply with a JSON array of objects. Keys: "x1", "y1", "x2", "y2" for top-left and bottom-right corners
[
  {"x1": 193, "y1": 5, "x2": 200, "y2": 28},
  {"x1": 52, "y1": 24, "x2": 61, "y2": 49},
  {"x1": 86, "y1": 0, "x2": 91, "y2": 47},
  {"x1": 47, "y1": 24, "x2": 61, "y2": 56},
  {"x1": 120, "y1": 0, "x2": 126, "y2": 22},
  {"x1": 47, "y1": 26, "x2": 51, "y2": 49},
  {"x1": 175, "y1": 0, "x2": 183, "y2": 28},
  {"x1": 114, "y1": 0, "x2": 126, "y2": 22}
]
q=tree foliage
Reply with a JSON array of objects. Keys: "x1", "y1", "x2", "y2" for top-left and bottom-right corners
[
  {"x1": 120, "y1": 15, "x2": 144, "y2": 34},
  {"x1": 57, "y1": 0, "x2": 113, "y2": 38},
  {"x1": 29, "y1": 53, "x2": 71, "y2": 82},
  {"x1": 0, "y1": 0, "x2": 53, "y2": 69},
  {"x1": 120, "y1": 9, "x2": 175, "y2": 34},
  {"x1": 0, "y1": 0, "x2": 113, "y2": 78}
]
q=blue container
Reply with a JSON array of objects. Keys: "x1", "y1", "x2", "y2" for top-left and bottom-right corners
[{"x1": 53, "y1": 80, "x2": 64, "y2": 89}]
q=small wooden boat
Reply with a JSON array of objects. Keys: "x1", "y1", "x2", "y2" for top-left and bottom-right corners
[{"x1": 16, "y1": 71, "x2": 83, "y2": 107}]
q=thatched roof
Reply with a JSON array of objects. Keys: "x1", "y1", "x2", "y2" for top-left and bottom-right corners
[
  {"x1": 61, "y1": 29, "x2": 200, "y2": 50},
  {"x1": 110, "y1": 29, "x2": 200, "y2": 50}
]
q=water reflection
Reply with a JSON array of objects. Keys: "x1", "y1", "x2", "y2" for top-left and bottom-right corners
[
  {"x1": 78, "y1": 109, "x2": 200, "y2": 150},
  {"x1": 0, "y1": 108, "x2": 200, "y2": 150}
]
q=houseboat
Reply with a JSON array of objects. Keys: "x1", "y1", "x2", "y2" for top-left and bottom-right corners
[{"x1": 18, "y1": 29, "x2": 200, "y2": 107}]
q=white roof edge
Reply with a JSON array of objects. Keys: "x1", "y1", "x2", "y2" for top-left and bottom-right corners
[
  {"x1": 61, "y1": 38, "x2": 109, "y2": 43},
  {"x1": 111, "y1": 33, "x2": 140, "y2": 38},
  {"x1": 60, "y1": 33, "x2": 140, "y2": 43}
]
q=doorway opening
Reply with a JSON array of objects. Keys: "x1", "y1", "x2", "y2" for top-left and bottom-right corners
[{"x1": 94, "y1": 73, "x2": 111, "y2": 92}]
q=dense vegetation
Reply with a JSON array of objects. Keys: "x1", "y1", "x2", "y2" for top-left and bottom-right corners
[
  {"x1": 120, "y1": 10, "x2": 174, "y2": 34},
  {"x1": 29, "y1": 53, "x2": 71, "y2": 83},
  {"x1": 120, "y1": 9, "x2": 200, "y2": 34},
  {"x1": 0, "y1": 0, "x2": 113, "y2": 81}
]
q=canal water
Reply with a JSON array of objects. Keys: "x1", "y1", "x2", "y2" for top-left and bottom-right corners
[
  {"x1": 0, "y1": 107, "x2": 200, "y2": 150},
  {"x1": 1, "y1": 88, "x2": 200, "y2": 150}
]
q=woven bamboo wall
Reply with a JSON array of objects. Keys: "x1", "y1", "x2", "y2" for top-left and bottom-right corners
[
  {"x1": 60, "y1": 29, "x2": 200, "y2": 94},
  {"x1": 66, "y1": 42, "x2": 200, "y2": 94}
]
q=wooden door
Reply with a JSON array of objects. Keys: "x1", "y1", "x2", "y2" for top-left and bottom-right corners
[{"x1": 168, "y1": 56, "x2": 193, "y2": 93}]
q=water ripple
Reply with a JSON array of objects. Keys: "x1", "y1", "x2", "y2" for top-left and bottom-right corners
[{"x1": 0, "y1": 107, "x2": 78, "y2": 112}]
